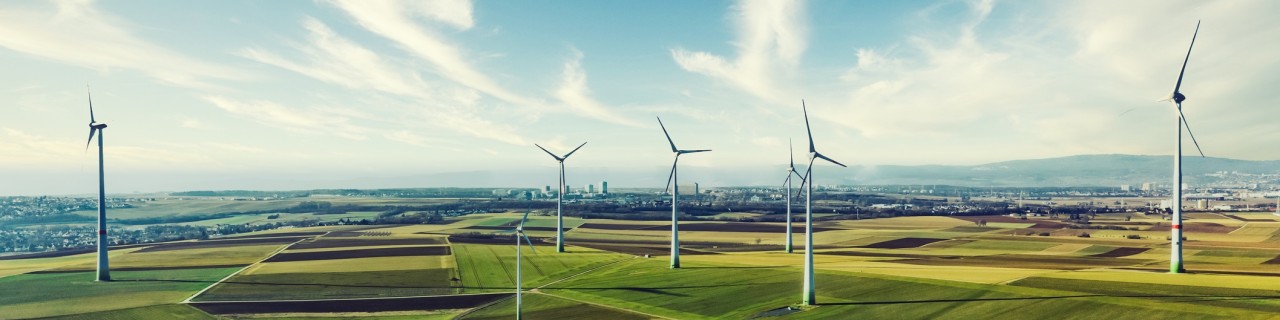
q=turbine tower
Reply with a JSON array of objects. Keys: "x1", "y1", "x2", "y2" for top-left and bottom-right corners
[
  {"x1": 657, "y1": 117, "x2": 710, "y2": 269},
  {"x1": 783, "y1": 139, "x2": 803, "y2": 253},
  {"x1": 85, "y1": 87, "x2": 110, "y2": 282},
  {"x1": 796, "y1": 100, "x2": 846, "y2": 305},
  {"x1": 505, "y1": 211, "x2": 537, "y2": 319},
  {"x1": 1159, "y1": 20, "x2": 1206, "y2": 274},
  {"x1": 535, "y1": 142, "x2": 587, "y2": 253}
]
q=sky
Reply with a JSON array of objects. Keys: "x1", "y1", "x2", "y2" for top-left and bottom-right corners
[{"x1": 1, "y1": 0, "x2": 1278, "y2": 196}]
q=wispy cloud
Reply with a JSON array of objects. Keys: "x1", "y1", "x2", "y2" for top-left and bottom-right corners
[
  {"x1": 203, "y1": 96, "x2": 370, "y2": 140},
  {"x1": 0, "y1": 1, "x2": 245, "y2": 88},
  {"x1": 671, "y1": 0, "x2": 808, "y2": 104},
  {"x1": 554, "y1": 48, "x2": 642, "y2": 127},
  {"x1": 327, "y1": 0, "x2": 535, "y2": 106}
]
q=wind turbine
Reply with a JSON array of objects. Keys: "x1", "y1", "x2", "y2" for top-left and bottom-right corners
[
  {"x1": 535, "y1": 142, "x2": 587, "y2": 253},
  {"x1": 782, "y1": 139, "x2": 803, "y2": 253},
  {"x1": 503, "y1": 211, "x2": 538, "y2": 320},
  {"x1": 657, "y1": 117, "x2": 710, "y2": 269},
  {"x1": 1159, "y1": 21, "x2": 1206, "y2": 274},
  {"x1": 86, "y1": 86, "x2": 110, "y2": 282},
  {"x1": 795, "y1": 100, "x2": 846, "y2": 305}
]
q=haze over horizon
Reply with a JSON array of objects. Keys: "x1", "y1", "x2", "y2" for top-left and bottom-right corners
[{"x1": 2, "y1": 0, "x2": 1278, "y2": 196}]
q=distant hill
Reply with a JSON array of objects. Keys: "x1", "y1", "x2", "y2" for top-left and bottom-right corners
[{"x1": 831, "y1": 154, "x2": 1280, "y2": 187}]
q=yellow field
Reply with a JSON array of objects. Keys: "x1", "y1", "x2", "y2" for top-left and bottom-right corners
[
  {"x1": 0, "y1": 248, "x2": 143, "y2": 278},
  {"x1": 246, "y1": 255, "x2": 454, "y2": 275}
]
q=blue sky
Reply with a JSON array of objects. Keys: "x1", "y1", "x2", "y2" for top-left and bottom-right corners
[{"x1": 2, "y1": 0, "x2": 1278, "y2": 195}]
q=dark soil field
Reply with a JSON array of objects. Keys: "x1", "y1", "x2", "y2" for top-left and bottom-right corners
[
  {"x1": 861, "y1": 237, "x2": 949, "y2": 249},
  {"x1": 461, "y1": 225, "x2": 562, "y2": 232},
  {"x1": 135, "y1": 236, "x2": 309, "y2": 253},
  {"x1": 191, "y1": 293, "x2": 511, "y2": 314},
  {"x1": 324, "y1": 231, "x2": 392, "y2": 237},
  {"x1": 570, "y1": 242, "x2": 719, "y2": 256},
  {"x1": 447, "y1": 236, "x2": 556, "y2": 246},
  {"x1": 1088, "y1": 247, "x2": 1151, "y2": 258},
  {"x1": 265, "y1": 246, "x2": 451, "y2": 262},
  {"x1": 30, "y1": 264, "x2": 246, "y2": 274},
  {"x1": 956, "y1": 216, "x2": 1069, "y2": 228},
  {"x1": 217, "y1": 232, "x2": 327, "y2": 239},
  {"x1": 1262, "y1": 255, "x2": 1280, "y2": 265},
  {"x1": 290, "y1": 238, "x2": 445, "y2": 250},
  {"x1": 0, "y1": 248, "x2": 95, "y2": 260},
  {"x1": 1223, "y1": 214, "x2": 1274, "y2": 222},
  {"x1": 895, "y1": 254, "x2": 1148, "y2": 270},
  {"x1": 1143, "y1": 222, "x2": 1239, "y2": 233},
  {"x1": 577, "y1": 222, "x2": 838, "y2": 233}
]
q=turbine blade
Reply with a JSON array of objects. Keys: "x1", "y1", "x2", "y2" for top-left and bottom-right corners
[
  {"x1": 814, "y1": 152, "x2": 848, "y2": 167},
  {"x1": 85, "y1": 128, "x2": 97, "y2": 150},
  {"x1": 534, "y1": 144, "x2": 561, "y2": 161},
  {"x1": 1172, "y1": 21, "x2": 1200, "y2": 95},
  {"x1": 794, "y1": 158, "x2": 814, "y2": 199},
  {"x1": 519, "y1": 210, "x2": 531, "y2": 229},
  {"x1": 656, "y1": 117, "x2": 678, "y2": 153},
  {"x1": 87, "y1": 85, "x2": 95, "y2": 124},
  {"x1": 802, "y1": 100, "x2": 815, "y2": 153},
  {"x1": 1177, "y1": 106, "x2": 1206, "y2": 157},
  {"x1": 665, "y1": 158, "x2": 678, "y2": 194},
  {"x1": 521, "y1": 232, "x2": 538, "y2": 255},
  {"x1": 563, "y1": 141, "x2": 587, "y2": 159},
  {"x1": 789, "y1": 138, "x2": 795, "y2": 167},
  {"x1": 679, "y1": 149, "x2": 711, "y2": 154}
]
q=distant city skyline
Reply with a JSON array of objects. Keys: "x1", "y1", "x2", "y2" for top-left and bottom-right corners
[{"x1": 2, "y1": 1, "x2": 1278, "y2": 195}]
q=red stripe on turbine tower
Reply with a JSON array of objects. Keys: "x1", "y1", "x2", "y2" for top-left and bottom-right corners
[{"x1": 1172, "y1": 224, "x2": 1182, "y2": 229}]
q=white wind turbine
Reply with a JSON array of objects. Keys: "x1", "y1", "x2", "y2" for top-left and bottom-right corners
[
  {"x1": 85, "y1": 86, "x2": 111, "y2": 282},
  {"x1": 503, "y1": 211, "x2": 538, "y2": 319},
  {"x1": 535, "y1": 142, "x2": 587, "y2": 253},
  {"x1": 782, "y1": 139, "x2": 803, "y2": 253},
  {"x1": 657, "y1": 117, "x2": 710, "y2": 269},
  {"x1": 795, "y1": 100, "x2": 846, "y2": 305},
  {"x1": 1159, "y1": 20, "x2": 1207, "y2": 274}
]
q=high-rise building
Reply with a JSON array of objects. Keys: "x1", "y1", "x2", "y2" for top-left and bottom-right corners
[
  {"x1": 1141, "y1": 182, "x2": 1152, "y2": 192},
  {"x1": 543, "y1": 185, "x2": 552, "y2": 194},
  {"x1": 600, "y1": 181, "x2": 608, "y2": 194},
  {"x1": 1120, "y1": 184, "x2": 1131, "y2": 192},
  {"x1": 587, "y1": 184, "x2": 596, "y2": 194}
]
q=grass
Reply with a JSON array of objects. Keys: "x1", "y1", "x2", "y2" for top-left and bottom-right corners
[
  {"x1": 462, "y1": 292, "x2": 650, "y2": 320},
  {"x1": 1010, "y1": 277, "x2": 1280, "y2": 314},
  {"x1": 43, "y1": 304, "x2": 216, "y2": 320},
  {"x1": 194, "y1": 268, "x2": 457, "y2": 301},
  {"x1": 452, "y1": 243, "x2": 628, "y2": 293},
  {"x1": 0, "y1": 267, "x2": 239, "y2": 318}
]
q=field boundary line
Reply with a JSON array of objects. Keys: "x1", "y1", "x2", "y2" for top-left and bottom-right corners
[
  {"x1": 188, "y1": 291, "x2": 509, "y2": 304},
  {"x1": 1228, "y1": 222, "x2": 1250, "y2": 235},
  {"x1": 181, "y1": 233, "x2": 319, "y2": 303}
]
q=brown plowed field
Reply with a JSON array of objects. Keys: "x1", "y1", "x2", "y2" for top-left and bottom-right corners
[
  {"x1": 1143, "y1": 222, "x2": 1238, "y2": 233},
  {"x1": 324, "y1": 231, "x2": 392, "y2": 237},
  {"x1": 861, "y1": 237, "x2": 949, "y2": 249},
  {"x1": 571, "y1": 242, "x2": 719, "y2": 256},
  {"x1": 578, "y1": 222, "x2": 838, "y2": 233},
  {"x1": 1262, "y1": 255, "x2": 1280, "y2": 265},
  {"x1": 265, "y1": 246, "x2": 451, "y2": 262},
  {"x1": 461, "y1": 226, "x2": 562, "y2": 232},
  {"x1": 135, "y1": 236, "x2": 309, "y2": 253},
  {"x1": 1223, "y1": 215, "x2": 1274, "y2": 222},
  {"x1": 218, "y1": 232, "x2": 327, "y2": 239},
  {"x1": 896, "y1": 254, "x2": 1147, "y2": 270},
  {"x1": 0, "y1": 248, "x2": 96, "y2": 260},
  {"x1": 1088, "y1": 247, "x2": 1151, "y2": 258},
  {"x1": 190, "y1": 293, "x2": 511, "y2": 314},
  {"x1": 956, "y1": 216, "x2": 1068, "y2": 228},
  {"x1": 30, "y1": 264, "x2": 246, "y2": 274},
  {"x1": 447, "y1": 236, "x2": 555, "y2": 246},
  {"x1": 290, "y1": 238, "x2": 444, "y2": 250}
]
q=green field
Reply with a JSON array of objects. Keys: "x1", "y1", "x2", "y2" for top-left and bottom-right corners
[
  {"x1": 0, "y1": 267, "x2": 238, "y2": 318},
  {"x1": 193, "y1": 268, "x2": 457, "y2": 301},
  {"x1": 452, "y1": 243, "x2": 628, "y2": 293},
  {"x1": 462, "y1": 292, "x2": 649, "y2": 320},
  {"x1": 45, "y1": 304, "x2": 217, "y2": 320}
]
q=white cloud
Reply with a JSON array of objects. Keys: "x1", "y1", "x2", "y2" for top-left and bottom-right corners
[
  {"x1": 327, "y1": 0, "x2": 535, "y2": 106},
  {"x1": 203, "y1": 96, "x2": 370, "y2": 140},
  {"x1": 553, "y1": 48, "x2": 642, "y2": 127},
  {"x1": 671, "y1": 0, "x2": 808, "y2": 104},
  {"x1": 0, "y1": 1, "x2": 244, "y2": 88}
]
